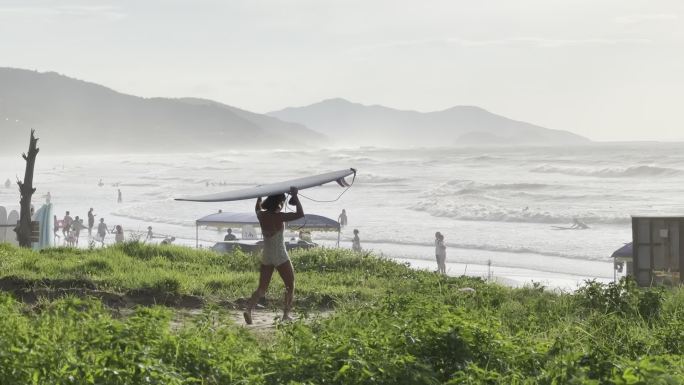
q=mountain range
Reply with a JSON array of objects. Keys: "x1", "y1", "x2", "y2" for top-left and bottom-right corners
[
  {"x1": 0, "y1": 68, "x2": 323, "y2": 153},
  {"x1": 268, "y1": 98, "x2": 589, "y2": 147},
  {"x1": 0, "y1": 68, "x2": 589, "y2": 152}
]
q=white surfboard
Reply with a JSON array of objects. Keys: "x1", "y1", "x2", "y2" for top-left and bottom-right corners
[
  {"x1": 6, "y1": 210, "x2": 19, "y2": 246},
  {"x1": 176, "y1": 168, "x2": 356, "y2": 203},
  {"x1": 0, "y1": 206, "x2": 7, "y2": 243},
  {"x1": 32, "y1": 203, "x2": 54, "y2": 250}
]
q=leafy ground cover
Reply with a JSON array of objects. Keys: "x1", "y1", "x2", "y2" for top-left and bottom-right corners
[{"x1": 0, "y1": 242, "x2": 682, "y2": 384}]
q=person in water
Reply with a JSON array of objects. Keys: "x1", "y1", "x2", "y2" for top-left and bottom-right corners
[
  {"x1": 114, "y1": 225, "x2": 124, "y2": 243},
  {"x1": 435, "y1": 232, "x2": 447, "y2": 275},
  {"x1": 570, "y1": 218, "x2": 589, "y2": 229},
  {"x1": 352, "y1": 229, "x2": 361, "y2": 252},
  {"x1": 338, "y1": 209, "x2": 348, "y2": 227},
  {"x1": 244, "y1": 187, "x2": 304, "y2": 324}
]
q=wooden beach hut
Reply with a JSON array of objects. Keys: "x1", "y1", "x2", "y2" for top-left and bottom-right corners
[{"x1": 631, "y1": 216, "x2": 684, "y2": 286}]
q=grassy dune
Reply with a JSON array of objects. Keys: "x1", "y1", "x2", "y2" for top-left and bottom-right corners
[{"x1": 0, "y1": 243, "x2": 683, "y2": 384}]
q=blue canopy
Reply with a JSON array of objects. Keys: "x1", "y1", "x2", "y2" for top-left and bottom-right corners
[{"x1": 611, "y1": 242, "x2": 632, "y2": 259}]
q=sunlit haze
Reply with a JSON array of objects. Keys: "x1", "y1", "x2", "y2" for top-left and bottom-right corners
[{"x1": 1, "y1": 0, "x2": 682, "y2": 141}]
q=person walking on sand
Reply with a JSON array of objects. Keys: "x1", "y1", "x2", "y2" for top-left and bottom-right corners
[
  {"x1": 53, "y1": 215, "x2": 61, "y2": 243},
  {"x1": 352, "y1": 229, "x2": 362, "y2": 252},
  {"x1": 87, "y1": 208, "x2": 96, "y2": 236},
  {"x1": 338, "y1": 209, "x2": 348, "y2": 227},
  {"x1": 117, "y1": 189, "x2": 122, "y2": 204},
  {"x1": 97, "y1": 218, "x2": 110, "y2": 245},
  {"x1": 435, "y1": 232, "x2": 447, "y2": 275},
  {"x1": 244, "y1": 187, "x2": 304, "y2": 325},
  {"x1": 72, "y1": 216, "x2": 84, "y2": 246},
  {"x1": 62, "y1": 211, "x2": 73, "y2": 238}
]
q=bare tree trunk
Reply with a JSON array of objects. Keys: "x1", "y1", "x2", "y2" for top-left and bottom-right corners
[{"x1": 14, "y1": 130, "x2": 39, "y2": 248}]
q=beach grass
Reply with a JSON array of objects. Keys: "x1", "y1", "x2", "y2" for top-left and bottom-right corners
[{"x1": 0, "y1": 242, "x2": 683, "y2": 384}]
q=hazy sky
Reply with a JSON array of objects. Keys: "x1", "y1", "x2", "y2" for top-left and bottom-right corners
[{"x1": 1, "y1": 0, "x2": 682, "y2": 141}]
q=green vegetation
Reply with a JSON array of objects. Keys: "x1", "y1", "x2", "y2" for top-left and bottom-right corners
[{"x1": 0, "y1": 242, "x2": 682, "y2": 384}]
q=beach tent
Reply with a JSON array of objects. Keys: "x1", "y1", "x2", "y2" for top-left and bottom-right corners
[
  {"x1": 611, "y1": 242, "x2": 632, "y2": 259},
  {"x1": 194, "y1": 212, "x2": 341, "y2": 248},
  {"x1": 611, "y1": 242, "x2": 633, "y2": 282}
]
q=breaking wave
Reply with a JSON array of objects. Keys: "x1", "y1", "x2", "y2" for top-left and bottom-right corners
[
  {"x1": 357, "y1": 173, "x2": 408, "y2": 184},
  {"x1": 410, "y1": 201, "x2": 630, "y2": 225},
  {"x1": 531, "y1": 165, "x2": 683, "y2": 178},
  {"x1": 426, "y1": 180, "x2": 559, "y2": 198}
]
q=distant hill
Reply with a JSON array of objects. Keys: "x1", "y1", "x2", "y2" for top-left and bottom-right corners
[
  {"x1": 268, "y1": 98, "x2": 590, "y2": 147},
  {"x1": 0, "y1": 68, "x2": 325, "y2": 153}
]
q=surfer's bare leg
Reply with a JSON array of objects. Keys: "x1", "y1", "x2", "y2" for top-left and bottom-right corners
[
  {"x1": 244, "y1": 264, "x2": 274, "y2": 324},
  {"x1": 276, "y1": 260, "x2": 295, "y2": 321}
]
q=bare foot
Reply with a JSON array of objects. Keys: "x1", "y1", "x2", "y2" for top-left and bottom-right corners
[{"x1": 243, "y1": 311, "x2": 253, "y2": 325}]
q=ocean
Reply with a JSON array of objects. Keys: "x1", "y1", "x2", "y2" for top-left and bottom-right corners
[{"x1": 2, "y1": 143, "x2": 683, "y2": 288}]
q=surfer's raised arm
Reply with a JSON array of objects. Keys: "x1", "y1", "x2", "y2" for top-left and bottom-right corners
[
  {"x1": 255, "y1": 197, "x2": 263, "y2": 213},
  {"x1": 281, "y1": 186, "x2": 304, "y2": 222}
]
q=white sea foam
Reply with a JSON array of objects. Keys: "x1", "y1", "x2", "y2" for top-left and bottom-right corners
[
  {"x1": 531, "y1": 164, "x2": 683, "y2": 178},
  {"x1": 410, "y1": 200, "x2": 631, "y2": 225}
]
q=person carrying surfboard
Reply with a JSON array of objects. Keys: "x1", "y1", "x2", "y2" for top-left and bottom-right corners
[{"x1": 244, "y1": 186, "x2": 304, "y2": 324}]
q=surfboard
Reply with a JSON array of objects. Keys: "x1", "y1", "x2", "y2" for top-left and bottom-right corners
[
  {"x1": 176, "y1": 168, "x2": 356, "y2": 203},
  {"x1": 0, "y1": 206, "x2": 7, "y2": 243},
  {"x1": 6, "y1": 210, "x2": 19, "y2": 246},
  {"x1": 32, "y1": 203, "x2": 54, "y2": 250},
  {"x1": 551, "y1": 226, "x2": 587, "y2": 231}
]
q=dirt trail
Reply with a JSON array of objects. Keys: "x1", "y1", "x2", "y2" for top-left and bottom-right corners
[
  {"x1": 170, "y1": 307, "x2": 333, "y2": 334},
  {"x1": 0, "y1": 276, "x2": 334, "y2": 334}
]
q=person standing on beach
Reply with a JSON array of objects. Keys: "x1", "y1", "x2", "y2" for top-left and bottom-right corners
[
  {"x1": 4, "y1": 179, "x2": 10, "y2": 189},
  {"x1": 117, "y1": 189, "x2": 123, "y2": 203},
  {"x1": 146, "y1": 226, "x2": 154, "y2": 241},
  {"x1": 224, "y1": 228, "x2": 237, "y2": 241},
  {"x1": 87, "y1": 208, "x2": 96, "y2": 236},
  {"x1": 352, "y1": 229, "x2": 362, "y2": 252},
  {"x1": 338, "y1": 209, "x2": 348, "y2": 227},
  {"x1": 435, "y1": 232, "x2": 447, "y2": 275},
  {"x1": 244, "y1": 187, "x2": 304, "y2": 325}
]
